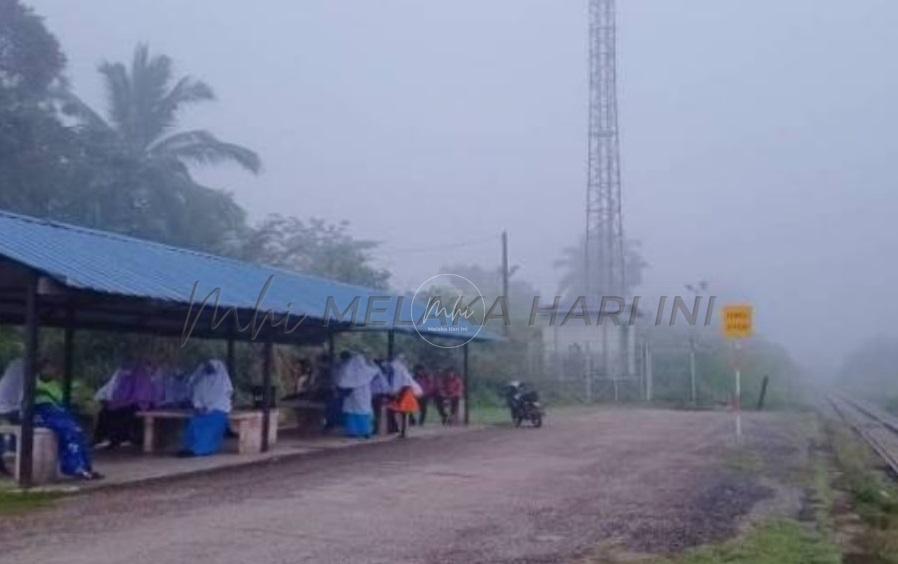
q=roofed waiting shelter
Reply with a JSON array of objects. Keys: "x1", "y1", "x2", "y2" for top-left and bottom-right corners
[{"x1": 0, "y1": 210, "x2": 494, "y2": 486}]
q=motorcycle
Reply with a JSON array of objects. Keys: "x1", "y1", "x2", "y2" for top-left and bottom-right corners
[{"x1": 504, "y1": 381, "x2": 544, "y2": 428}]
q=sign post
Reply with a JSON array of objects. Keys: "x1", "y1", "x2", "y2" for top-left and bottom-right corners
[{"x1": 722, "y1": 305, "x2": 753, "y2": 441}]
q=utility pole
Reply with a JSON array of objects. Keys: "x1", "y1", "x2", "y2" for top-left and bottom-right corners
[{"x1": 501, "y1": 230, "x2": 509, "y2": 336}]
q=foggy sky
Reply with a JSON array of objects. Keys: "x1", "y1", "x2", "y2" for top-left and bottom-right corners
[{"x1": 26, "y1": 0, "x2": 898, "y2": 372}]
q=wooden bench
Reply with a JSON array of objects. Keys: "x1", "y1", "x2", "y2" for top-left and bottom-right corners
[
  {"x1": 136, "y1": 409, "x2": 279, "y2": 455},
  {"x1": 0, "y1": 425, "x2": 58, "y2": 484}
]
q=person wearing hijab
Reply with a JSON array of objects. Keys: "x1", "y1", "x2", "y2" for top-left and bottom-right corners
[
  {"x1": 386, "y1": 357, "x2": 422, "y2": 438},
  {"x1": 178, "y1": 359, "x2": 233, "y2": 457},
  {"x1": 320, "y1": 353, "x2": 344, "y2": 432},
  {"x1": 0, "y1": 358, "x2": 24, "y2": 475},
  {"x1": 369, "y1": 359, "x2": 392, "y2": 435},
  {"x1": 334, "y1": 353, "x2": 380, "y2": 439},
  {"x1": 0, "y1": 358, "x2": 23, "y2": 421},
  {"x1": 154, "y1": 364, "x2": 192, "y2": 408},
  {"x1": 374, "y1": 358, "x2": 400, "y2": 433},
  {"x1": 94, "y1": 360, "x2": 160, "y2": 448}
]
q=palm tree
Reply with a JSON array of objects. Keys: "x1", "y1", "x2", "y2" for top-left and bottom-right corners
[
  {"x1": 63, "y1": 43, "x2": 260, "y2": 174},
  {"x1": 554, "y1": 236, "x2": 648, "y2": 300},
  {"x1": 59, "y1": 44, "x2": 260, "y2": 252}
]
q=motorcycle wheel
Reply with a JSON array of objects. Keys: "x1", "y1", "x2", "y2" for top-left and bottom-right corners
[{"x1": 531, "y1": 413, "x2": 543, "y2": 428}]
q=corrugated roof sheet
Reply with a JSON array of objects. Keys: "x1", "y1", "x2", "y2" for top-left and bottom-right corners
[{"x1": 0, "y1": 210, "x2": 496, "y2": 342}]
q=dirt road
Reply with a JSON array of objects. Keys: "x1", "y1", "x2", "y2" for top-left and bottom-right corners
[{"x1": 0, "y1": 409, "x2": 804, "y2": 563}]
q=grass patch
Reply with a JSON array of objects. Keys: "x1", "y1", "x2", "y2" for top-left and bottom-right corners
[
  {"x1": 0, "y1": 489, "x2": 64, "y2": 514},
  {"x1": 469, "y1": 405, "x2": 510, "y2": 425},
  {"x1": 827, "y1": 419, "x2": 898, "y2": 561},
  {"x1": 812, "y1": 454, "x2": 835, "y2": 535},
  {"x1": 577, "y1": 411, "x2": 841, "y2": 564},
  {"x1": 469, "y1": 403, "x2": 590, "y2": 426},
  {"x1": 665, "y1": 418, "x2": 839, "y2": 563},
  {"x1": 663, "y1": 520, "x2": 840, "y2": 564}
]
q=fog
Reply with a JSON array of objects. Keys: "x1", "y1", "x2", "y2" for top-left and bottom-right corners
[{"x1": 27, "y1": 0, "x2": 898, "y2": 374}]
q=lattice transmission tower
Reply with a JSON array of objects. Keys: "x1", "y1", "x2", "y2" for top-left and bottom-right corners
[{"x1": 585, "y1": 0, "x2": 626, "y2": 302}]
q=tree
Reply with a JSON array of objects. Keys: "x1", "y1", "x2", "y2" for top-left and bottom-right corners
[
  {"x1": 59, "y1": 44, "x2": 260, "y2": 253},
  {"x1": 63, "y1": 44, "x2": 259, "y2": 174},
  {"x1": 244, "y1": 215, "x2": 391, "y2": 289},
  {"x1": 438, "y1": 262, "x2": 539, "y2": 321},
  {"x1": 554, "y1": 236, "x2": 648, "y2": 300},
  {"x1": 430, "y1": 263, "x2": 543, "y2": 403},
  {"x1": 0, "y1": 0, "x2": 66, "y2": 99},
  {"x1": 0, "y1": 0, "x2": 76, "y2": 217}
]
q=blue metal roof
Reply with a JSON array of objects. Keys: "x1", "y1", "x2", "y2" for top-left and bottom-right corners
[{"x1": 0, "y1": 210, "x2": 497, "y2": 342}]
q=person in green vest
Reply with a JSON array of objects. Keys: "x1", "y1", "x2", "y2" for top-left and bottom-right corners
[
  {"x1": 34, "y1": 358, "x2": 101, "y2": 480},
  {"x1": 35, "y1": 374, "x2": 63, "y2": 407}
]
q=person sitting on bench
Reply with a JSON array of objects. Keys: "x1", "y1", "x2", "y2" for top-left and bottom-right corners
[
  {"x1": 0, "y1": 359, "x2": 24, "y2": 476},
  {"x1": 34, "y1": 357, "x2": 102, "y2": 480},
  {"x1": 178, "y1": 359, "x2": 233, "y2": 457},
  {"x1": 94, "y1": 360, "x2": 159, "y2": 449}
]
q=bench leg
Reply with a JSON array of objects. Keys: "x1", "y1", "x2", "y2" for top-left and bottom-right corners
[
  {"x1": 377, "y1": 403, "x2": 390, "y2": 436},
  {"x1": 15, "y1": 432, "x2": 58, "y2": 484},
  {"x1": 237, "y1": 420, "x2": 262, "y2": 454},
  {"x1": 143, "y1": 416, "x2": 155, "y2": 454}
]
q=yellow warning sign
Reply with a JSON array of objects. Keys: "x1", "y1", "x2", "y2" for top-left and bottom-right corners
[{"x1": 722, "y1": 305, "x2": 753, "y2": 340}]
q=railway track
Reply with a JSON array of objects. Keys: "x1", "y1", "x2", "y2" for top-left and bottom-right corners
[{"x1": 828, "y1": 391, "x2": 898, "y2": 476}]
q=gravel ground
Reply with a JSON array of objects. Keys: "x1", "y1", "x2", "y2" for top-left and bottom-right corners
[{"x1": 0, "y1": 408, "x2": 806, "y2": 564}]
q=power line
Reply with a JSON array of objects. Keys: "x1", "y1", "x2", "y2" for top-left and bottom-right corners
[{"x1": 377, "y1": 235, "x2": 498, "y2": 255}]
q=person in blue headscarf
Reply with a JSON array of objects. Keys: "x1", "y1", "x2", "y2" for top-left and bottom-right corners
[{"x1": 178, "y1": 359, "x2": 233, "y2": 457}]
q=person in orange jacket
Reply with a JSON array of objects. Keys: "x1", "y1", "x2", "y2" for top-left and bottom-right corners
[{"x1": 386, "y1": 357, "x2": 421, "y2": 438}]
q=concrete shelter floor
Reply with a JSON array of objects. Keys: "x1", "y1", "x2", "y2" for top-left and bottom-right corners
[{"x1": 2, "y1": 422, "x2": 476, "y2": 492}]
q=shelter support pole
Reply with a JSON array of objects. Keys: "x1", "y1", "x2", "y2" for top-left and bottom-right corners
[
  {"x1": 62, "y1": 307, "x2": 74, "y2": 408},
  {"x1": 19, "y1": 274, "x2": 39, "y2": 487},
  {"x1": 261, "y1": 339, "x2": 273, "y2": 452},
  {"x1": 226, "y1": 314, "x2": 237, "y2": 378},
  {"x1": 226, "y1": 337, "x2": 235, "y2": 380},
  {"x1": 387, "y1": 330, "x2": 395, "y2": 361},
  {"x1": 463, "y1": 342, "x2": 470, "y2": 425},
  {"x1": 501, "y1": 230, "x2": 509, "y2": 336},
  {"x1": 327, "y1": 331, "x2": 335, "y2": 359}
]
